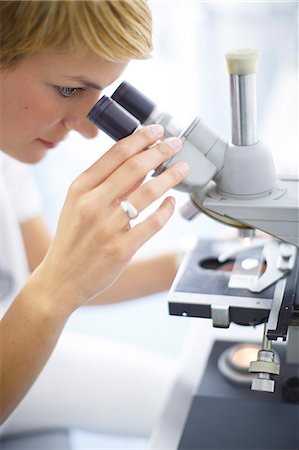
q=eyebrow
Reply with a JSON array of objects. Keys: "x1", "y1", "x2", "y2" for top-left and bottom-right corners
[{"x1": 65, "y1": 76, "x2": 105, "y2": 90}]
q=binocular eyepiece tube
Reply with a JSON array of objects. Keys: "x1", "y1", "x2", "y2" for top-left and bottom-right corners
[
  {"x1": 87, "y1": 82, "x2": 226, "y2": 193},
  {"x1": 87, "y1": 95, "x2": 141, "y2": 141},
  {"x1": 88, "y1": 81, "x2": 180, "y2": 139}
]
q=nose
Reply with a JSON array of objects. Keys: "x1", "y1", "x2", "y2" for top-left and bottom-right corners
[{"x1": 64, "y1": 115, "x2": 99, "y2": 139}]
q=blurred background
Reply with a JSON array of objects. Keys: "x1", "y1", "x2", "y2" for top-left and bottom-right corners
[{"x1": 32, "y1": 1, "x2": 298, "y2": 448}]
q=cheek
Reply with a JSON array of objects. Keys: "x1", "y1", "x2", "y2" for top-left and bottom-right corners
[
  {"x1": 20, "y1": 91, "x2": 61, "y2": 131},
  {"x1": 5, "y1": 88, "x2": 61, "y2": 138}
]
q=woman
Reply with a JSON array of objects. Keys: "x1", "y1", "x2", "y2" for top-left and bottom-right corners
[{"x1": 0, "y1": 0, "x2": 189, "y2": 438}]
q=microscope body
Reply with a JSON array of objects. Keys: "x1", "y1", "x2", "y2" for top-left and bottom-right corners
[{"x1": 88, "y1": 49, "x2": 299, "y2": 448}]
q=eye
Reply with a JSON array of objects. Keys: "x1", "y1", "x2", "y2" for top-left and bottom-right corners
[{"x1": 58, "y1": 86, "x2": 84, "y2": 98}]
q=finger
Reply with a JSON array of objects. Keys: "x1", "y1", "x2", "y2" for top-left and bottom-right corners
[
  {"x1": 115, "y1": 161, "x2": 189, "y2": 228},
  {"x1": 130, "y1": 161, "x2": 189, "y2": 211},
  {"x1": 119, "y1": 176, "x2": 146, "y2": 201},
  {"x1": 121, "y1": 197, "x2": 176, "y2": 253},
  {"x1": 98, "y1": 136, "x2": 183, "y2": 202},
  {"x1": 74, "y1": 124, "x2": 164, "y2": 192}
]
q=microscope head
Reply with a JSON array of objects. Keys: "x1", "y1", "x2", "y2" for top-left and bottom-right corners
[{"x1": 88, "y1": 49, "x2": 298, "y2": 247}]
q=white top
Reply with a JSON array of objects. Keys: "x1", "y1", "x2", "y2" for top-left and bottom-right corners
[
  {"x1": 225, "y1": 49, "x2": 259, "y2": 75},
  {"x1": 0, "y1": 152, "x2": 43, "y2": 317}
]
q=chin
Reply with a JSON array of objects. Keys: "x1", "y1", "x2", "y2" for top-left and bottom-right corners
[
  {"x1": 2, "y1": 144, "x2": 48, "y2": 165},
  {"x1": 20, "y1": 151, "x2": 48, "y2": 164},
  {"x1": 0, "y1": 140, "x2": 48, "y2": 164}
]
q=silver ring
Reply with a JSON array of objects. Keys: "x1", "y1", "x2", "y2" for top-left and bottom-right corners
[{"x1": 120, "y1": 199, "x2": 139, "y2": 220}]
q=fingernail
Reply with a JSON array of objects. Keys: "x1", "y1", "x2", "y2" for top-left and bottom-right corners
[
  {"x1": 164, "y1": 137, "x2": 182, "y2": 151},
  {"x1": 169, "y1": 196, "x2": 176, "y2": 206},
  {"x1": 178, "y1": 162, "x2": 190, "y2": 176},
  {"x1": 145, "y1": 124, "x2": 164, "y2": 137}
]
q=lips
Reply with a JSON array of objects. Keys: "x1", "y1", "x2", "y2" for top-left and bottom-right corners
[
  {"x1": 38, "y1": 139, "x2": 57, "y2": 148},
  {"x1": 38, "y1": 136, "x2": 66, "y2": 148}
]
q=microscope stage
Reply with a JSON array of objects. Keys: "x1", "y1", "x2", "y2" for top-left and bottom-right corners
[{"x1": 168, "y1": 239, "x2": 298, "y2": 327}]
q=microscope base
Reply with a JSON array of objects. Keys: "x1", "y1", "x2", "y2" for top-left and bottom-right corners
[{"x1": 178, "y1": 340, "x2": 299, "y2": 450}]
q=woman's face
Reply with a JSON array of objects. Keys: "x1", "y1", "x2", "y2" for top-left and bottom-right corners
[{"x1": 0, "y1": 52, "x2": 127, "y2": 163}]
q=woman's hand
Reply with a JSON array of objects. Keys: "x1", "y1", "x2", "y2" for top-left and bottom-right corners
[{"x1": 37, "y1": 124, "x2": 189, "y2": 314}]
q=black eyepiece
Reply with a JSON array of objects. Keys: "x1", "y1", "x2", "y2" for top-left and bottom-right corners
[
  {"x1": 87, "y1": 96, "x2": 140, "y2": 141},
  {"x1": 112, "y1": 81, "x2": 156, "y2": 123}
]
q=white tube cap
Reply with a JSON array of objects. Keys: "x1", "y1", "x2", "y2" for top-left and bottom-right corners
[{"x1": 225, "y1": 49, "x2": 259, "y2": 75}]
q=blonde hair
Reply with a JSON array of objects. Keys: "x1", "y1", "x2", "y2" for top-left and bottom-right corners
[{"x1": 0, "y1": 0, "x2": 152, "y2": 69}]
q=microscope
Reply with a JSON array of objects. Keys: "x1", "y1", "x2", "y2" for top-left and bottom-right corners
[{"x1": 88, "y1": 49, "x2": 299, "y2": 449}]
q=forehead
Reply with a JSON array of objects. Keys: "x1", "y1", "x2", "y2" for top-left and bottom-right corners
[{"x1": 14, "y1": 52, "x2": 128, "y2": 88}]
